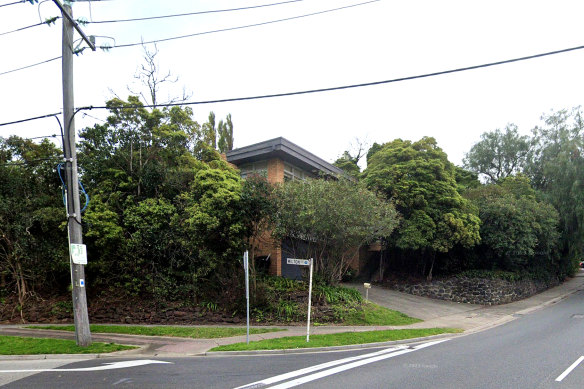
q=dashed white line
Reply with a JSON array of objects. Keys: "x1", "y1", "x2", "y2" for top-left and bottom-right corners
[{"x1": 556, "y1": 356, "x2": 584, "y2": 382}]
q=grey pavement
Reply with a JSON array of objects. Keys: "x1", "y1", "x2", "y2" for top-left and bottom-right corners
[{"x1": 1, "y1": 270, "x2": 583, "y2": 358}]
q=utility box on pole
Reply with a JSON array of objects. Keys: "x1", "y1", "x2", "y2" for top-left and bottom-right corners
[{"x1": 60, "y1": 1, "x2": 92, "y2": 347}]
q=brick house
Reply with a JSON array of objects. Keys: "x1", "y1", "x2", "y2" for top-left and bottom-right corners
[{"x1": 226, "y1": 137, "x2": 374, "y2": 279}]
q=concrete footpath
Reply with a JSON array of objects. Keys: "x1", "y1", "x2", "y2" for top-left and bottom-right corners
[{"x1": 1, "y1": 272, "x2": 583, "y2": 358}]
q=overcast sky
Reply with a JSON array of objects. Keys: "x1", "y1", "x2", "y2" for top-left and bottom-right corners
[{"x1": 1, "y1": 0, "x2": 584, "y2": 167}]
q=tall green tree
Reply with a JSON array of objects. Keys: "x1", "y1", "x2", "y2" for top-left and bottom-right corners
[
  {"x1": 272, "y1": 179, "x2": 399, "y2": 284},
  {"x1": 217, "y1": 114, "x2": 234, "y2": 154},
  {"x1": 363, "y1": 137, "x2": 481, "y2": 280},
  {"x1": 464, "y1": 124, "x2": 530, "y2": 183},
  {"x1": 0, "y1": 137, "x2": 67, "y2": 316},
  {"x1": 464, "y1": 175, "x2": 561, "y2": 275},
  {"x1": 525, "y1": 107, "x2": 584, "y2": 264},
  {"x1": 79, "y1": 98, "x2": 248, "y2": 301},
  {"x1": 333, "y1": 151, "x2": 360, "y2": 177}
]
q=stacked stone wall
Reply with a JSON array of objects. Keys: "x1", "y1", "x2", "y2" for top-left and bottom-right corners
[{"x1": 391, "y1": 277, "x2": 559, "y2": 305}]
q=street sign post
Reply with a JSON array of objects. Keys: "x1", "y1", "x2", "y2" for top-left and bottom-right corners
[
  {"x1": 286, "y1": 257, "x2": 314, "y2": 342},
  {"x1": 243, "y1": 251, "x2": 250, "y2": 344},
  {"x1": 286, "y1": 258, "x2": 310, "y2": 266}
]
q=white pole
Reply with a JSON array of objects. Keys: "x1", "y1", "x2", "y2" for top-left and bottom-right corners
[
  {"x1": 306, "y1": 258, "x2": 313, "y2": 342},
  {"x1": 244, "y1": 251, "x2": 250, "y2": 344}
]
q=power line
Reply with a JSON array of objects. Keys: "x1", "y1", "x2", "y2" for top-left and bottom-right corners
[
  {"x1": 0, "y1": 0, "x2": 24, "y2": 9},
  {"x1": 0, "y1": 158, "x2": 58, "y2": 167},
  {"x1": 0, "y1": 112, "x2": 61, "y2": 127},
  {"x1": 103, "y1": 0, "x2": 380, "y2": 49},
  {"x1": 0, "y1": 16, "x2": 59, "y2": 37},
  {"x1": 86, "y1": 43, "x2": 584, "y2": 109},
  {"x1": 0, "y1": 56, "x2": 60, "y2": 76},
  {"x1": 3, "y1": 42, "x2": 584, "y2": 127},
  {"x1": 87, "y1": 0, "x2": 305, "y2": 24},
  {"x1": 24, "y1": 134, "x2": 58, "y2": 140}
]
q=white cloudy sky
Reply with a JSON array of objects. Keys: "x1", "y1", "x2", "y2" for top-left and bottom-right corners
[{"x1": 1, "y1": 0, "x2": 584, "y2": 167}]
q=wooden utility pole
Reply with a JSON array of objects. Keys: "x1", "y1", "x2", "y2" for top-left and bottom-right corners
[{"x1": 59, "y1": 0, "x2": 95, "y2": 347}]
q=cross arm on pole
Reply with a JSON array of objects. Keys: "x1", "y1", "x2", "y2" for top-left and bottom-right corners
[{"x1": 52, "y1": 0, "x2": 96, "y2": 51}]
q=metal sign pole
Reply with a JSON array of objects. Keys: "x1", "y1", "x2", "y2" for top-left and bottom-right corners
[
  {"x1": 244, "y1": 251, "x2": 250, "y2": 344},
  {"x1": 306, "y1": 258, "x2": 313, "y2": 342}
]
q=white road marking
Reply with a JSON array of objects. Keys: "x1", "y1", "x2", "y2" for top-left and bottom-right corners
[
  {"x1": 235, "y1": 339, "x2": 449, "y2": 389},
  {"x1": 266, "y1": 340, "x2": 448, "y2": 389},
  {"x1": 234, "y1": 346, "x2": 409, "y2": 389},
  {"x1": 0, "y1": 359, "x2": 171, "y2": 373},
  {"x1": 112, "y1": 377, "x2": 134, "y2": 385},
  {"x1": 556, "y1": 356, "x2": 584, "y2": 382}
]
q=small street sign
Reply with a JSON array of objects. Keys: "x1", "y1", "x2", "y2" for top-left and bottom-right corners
[
  {"x1": 70, "y1": 243, "x2": 87, "y2": 265},
  {"x1": 287, "y1": 258, "x2": 310, "y2": 266}
]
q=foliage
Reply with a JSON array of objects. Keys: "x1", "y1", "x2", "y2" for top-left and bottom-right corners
[
  {"x1": 524, "y1": 107, "x2": 584, "y2": 270},
  {"x1": 78, "y1": 97, "x2": 249, "y2": 301},
  {"x1": 363, "y1": 137, "x2": 481, "y2": 280},
  {"x1": 464, "y1": 124, "x2": 530, "y2": 183},
  {"x1": 271, "y1": 179, "x2": 399, "y2": 284},
  {"x1": 314, "y1": 284, "x2": 363, "y2": 304},
  {"x1": 464, "y1": 175, "x2": 561, "y2": 274},
  {"x1": 217, "y1": 114, "x2": 234, "y2": 153},
  {"x1": 0, "y1": 137, "x2": 68, "y2": 314},
  {"x1": 454, "y1": 166, "x2": 480, "y2": 194},
  {"x1": 333, "y1": 151, "x2": 360, "y2": 177}
]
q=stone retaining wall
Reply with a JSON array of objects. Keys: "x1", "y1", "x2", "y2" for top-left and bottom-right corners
[{"x1": 391, "y1": 277, "x2": 559, "y2": 305}]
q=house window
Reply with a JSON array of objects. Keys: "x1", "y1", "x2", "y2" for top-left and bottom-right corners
[
  {"x1": 283, "y1": 162, "x2": 313, "y2": 181},
  {"x1": 239, "y1": 161, "x2": 268, "y2": 179}
]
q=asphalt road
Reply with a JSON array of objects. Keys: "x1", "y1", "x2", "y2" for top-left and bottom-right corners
[{"x1": 4, "y1": 289, "x2": 584, "y2": 388}]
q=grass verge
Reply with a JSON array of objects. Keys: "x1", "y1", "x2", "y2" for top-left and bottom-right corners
[
  {"x1": 0, "y1": 335, "x2": 135, "y2": 355},
  {"x1": 25, "y1": 325, "x2": 284, "y2": 339},
  {"x1": 210, "y1": 328, "x2": 462, "y2": 351},
  {"x1": 338, "y1": 302, "x2": 422, "y2": 326}
]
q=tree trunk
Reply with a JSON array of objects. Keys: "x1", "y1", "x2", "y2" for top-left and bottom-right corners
[{"x1": 426, "y1": 252, "x2": 436, "y2": 282}]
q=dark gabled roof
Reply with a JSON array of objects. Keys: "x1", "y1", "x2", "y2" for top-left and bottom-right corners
[{"x1": 226, "y1": 137, "x2": 346, "y2": 178}]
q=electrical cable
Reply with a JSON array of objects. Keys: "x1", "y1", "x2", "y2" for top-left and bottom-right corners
[
  {"x1": 0, "y1": 1, "x2": 24, "y2": 9},
  {"x1": 57, "y1": 162, "x2": 67, "y2": 206},
  {"x1": 82, "y1": 112, "x2": 106, "y2": 123},
  {"x1": 102, "y1": 0, "x2": 380, "y2": 49},
  {"x1": 79, "y1": 179, "x2": 89, "y2": 212},
  {"x1": 0, "y1": 112, "x2": 61, "y2": 127},
  {"x1": 0, "y1": 157, "x2": 58, "y2": 166},
  {"x1": 24, "y1": 134, "x2": 58, "y2": 140},
  {"x1": 0, "y1": 56, "x2": 61, "y2": 77},
  {"x1": 0, "y1": 17, "x2": 59, "y2": 37},
  {"x1": 87, "y1": 0, "x2": 305, "y2": 24},
  {"x1": 56, "y1": 164, "x2": 89, "y2": 213},
  {"x1": 3, "y1": 42, "x2": 584, "y2": 128},
  {"x1": 85, "y1": 43, "x2": 584, "y2": 110}
]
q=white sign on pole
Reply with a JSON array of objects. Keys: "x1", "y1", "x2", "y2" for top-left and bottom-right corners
[
  {"x1": 285, "y1": 257, "x2": 313, "y2": 342},
  {"x1": 306, "y1": 258, "x2": 313, "y2": 342},
  {"x1": 287, "y1": 258, "x2": 310, "y2": 266},
  {"x1": 70, "y1": 243, "x2": 87, "y2": 265},
  {"x1": 243, "y1": 251, "x2": 250, "y2": 344}
]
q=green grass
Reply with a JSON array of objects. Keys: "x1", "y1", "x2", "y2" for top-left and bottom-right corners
[
  {"x1": 340, "y1": 303, "x2": 422, "y2": 326},
  {"x1": 210, "y1": 328, "x2": 462, "y2": 351},
  {"x1": 0, "y1": 335, "x2": 135, "y2": 355},
  {"x1": 25, "y1": 325, "x2": 284, "y2": 339}
]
